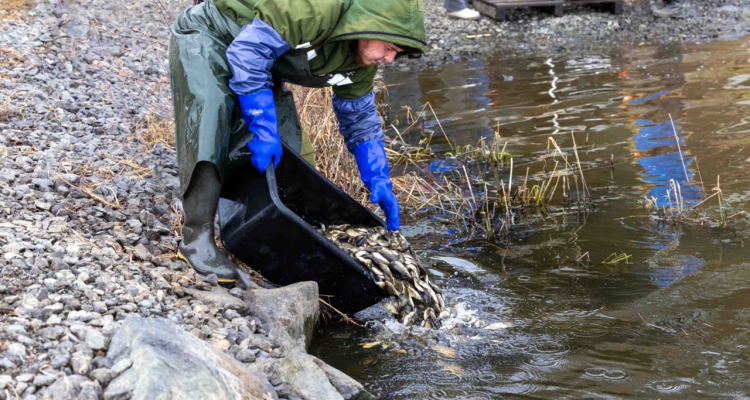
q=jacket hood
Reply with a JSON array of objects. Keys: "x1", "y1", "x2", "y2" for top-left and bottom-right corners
[{"x1": 328, "y1": 0, "x2": 426, "y2": 54}]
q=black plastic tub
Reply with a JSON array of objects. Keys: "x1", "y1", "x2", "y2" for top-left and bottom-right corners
[{"x1": 218, "y1": 143, "x2": 386, "y2": 314}]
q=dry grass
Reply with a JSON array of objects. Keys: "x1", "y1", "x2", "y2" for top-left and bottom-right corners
[
  {"x1": 0, "y1": 0, "x2": 32, "y2": 14},
  {"x1": 0, "y1": 47, "x2": 24, "y2": 69},
  {"x1": 0, "y1": 47, "x2": 25, "y2": 91},
  {"x1": 0, "y1": 95, "x2": 21, "y2": 122},
  {"x1": 0, "y1": 89, "x2": 34, "y2": 123},
  {"x1": 291, "y1": 85, "x2": 448, "y2": 212},
  {"x1": 138, "y1": 113, "x2": 175, "y2": 149},
  {"x1": 291, "y1": 85, "x2": 371, "y2": 205}
]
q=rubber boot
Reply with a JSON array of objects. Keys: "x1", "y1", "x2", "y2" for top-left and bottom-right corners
[{"x1": 178, "y1": 162, "x2": 239, "y2": 283}]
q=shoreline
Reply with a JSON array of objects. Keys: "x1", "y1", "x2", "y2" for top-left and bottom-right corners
[{"x1": 391, "y1": 0, "x2": 750, "y2": 69}]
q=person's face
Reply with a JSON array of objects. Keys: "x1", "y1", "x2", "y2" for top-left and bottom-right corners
[{"x1": 356, "y1": 39, "x2": 403, "y2": 67}]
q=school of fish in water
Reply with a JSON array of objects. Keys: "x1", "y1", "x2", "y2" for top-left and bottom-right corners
[{"x1": 318, "y1": 224, "x2": 446, "y2": 328}]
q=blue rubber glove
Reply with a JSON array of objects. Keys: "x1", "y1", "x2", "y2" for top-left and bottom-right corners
[
  {"x1": 353, "y1": 140, "x2": 400, "y2": 231},
  {"x1": 239, "y1": 89, "x2": 282, "y2": 172}
]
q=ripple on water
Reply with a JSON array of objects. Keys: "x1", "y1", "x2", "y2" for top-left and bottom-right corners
[
  {"x1": 584, "y1": 367, "x2": 630, "y2": 381},
  {"x1": 531, "y1": 341, "x2": 571, "y2": 356},
  {"x1": 566, "y1": 316, "x2": 617, "y2": 340},
  {"x1": 428, "y1": 388, "x2": 495, "y2": 400},
  {"x1": 644, "y1": 379, "x2": 692, "y2": 393},
  {"x1": 475, "y1": 372, "x2": 500, "y2": 384},
  {"x1": 524, "y1": 355, "x2": 564, "y2": 369},
  {"x1": 520, "y1": 341, "x2": 569, "y2": 369},
  {"x1": 495, "y1": 369, "x2": 552, "y2": 396}
]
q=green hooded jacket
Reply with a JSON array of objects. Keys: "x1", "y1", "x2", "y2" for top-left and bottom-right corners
[{"x1": 214, "y1": 0, "x2": 426, "y2": 98}]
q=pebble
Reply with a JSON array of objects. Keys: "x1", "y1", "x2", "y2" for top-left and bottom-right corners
[
  {"x1": 0, "y1": 375, "x2": 13, "y2": 389},
  {"x1": 110, "y1": 358, "x2": 132, "y2": 376},
  {"x1": 211, "y1": 339, "x2": 231, "y2": 351},
  {"x1": 90, "y1": 368, "x2": 113, "y2": 386},
  {"x1": 235, "y1": 349, "x2": 256, "y2": 363},
  {"x1": 50, "y1": 354, "x2": 71, "y2": 369},
  {"x1": 32, "y1": 374, "x2": 57, "y2": 387},
  {"x1": 71, "y1": 351, "x2": 93, "y2": 375},
  {"x1": 92, "y1": 356, "x2": 113, "y2": 370},
  {"x1": 7, "y1": 343, "x2": 26, "y2": 357}
]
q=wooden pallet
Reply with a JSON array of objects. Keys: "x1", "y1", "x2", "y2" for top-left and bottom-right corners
[{"x1": 474, "y1": 0, "x2": 623, "y2": 21}]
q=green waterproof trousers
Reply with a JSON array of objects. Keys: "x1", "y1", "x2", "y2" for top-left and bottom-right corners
[{"x1": 169, "y1": 0, "x2": 315, "y2": 198}]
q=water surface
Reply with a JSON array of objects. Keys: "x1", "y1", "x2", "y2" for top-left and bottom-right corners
[{"x1": 310, "y1": 38, "x2": 750, "y2": 399}]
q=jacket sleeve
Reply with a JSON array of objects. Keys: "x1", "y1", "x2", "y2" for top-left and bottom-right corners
[
  {"x1": 332, "y1": 92, "x2": 384, "y2": 153},
  {"x1": 227, "y1": 0, "x2": 344, "y2": 96},
  {"x1": 226, "y1": 19, "x2": 290, "y2": 96}
]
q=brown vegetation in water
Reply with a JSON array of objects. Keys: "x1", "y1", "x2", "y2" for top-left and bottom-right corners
[{"x1": 291, "y1": 85, "x2": 598, "y2": 243}]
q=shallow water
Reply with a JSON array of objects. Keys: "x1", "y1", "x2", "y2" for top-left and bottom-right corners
[{"x1": 310, "y1": 38, "x2": 750, "y2": 399}]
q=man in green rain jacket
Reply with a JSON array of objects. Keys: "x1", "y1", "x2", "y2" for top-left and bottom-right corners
[{"x1": 169, "y1": 0, "x2": 426, "y2": 284}]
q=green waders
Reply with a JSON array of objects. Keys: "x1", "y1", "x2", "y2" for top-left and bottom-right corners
[
  {"x1": 170, "y1": 0, "x2": 329, "y2": 197},
  {"x1": 169, "y1": 0, "x2": 319, "y2": 282}
]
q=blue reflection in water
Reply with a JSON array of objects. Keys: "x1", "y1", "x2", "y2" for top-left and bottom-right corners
[
  {"x1": 653, "y1": 255, "x2": 704, "y2": 287},
  {"x1": 630, "y1": 94, "x2": 705, "y2": 286},
  {"x1": 627, "y1": 90, "x2": 670, "y2": 105},
  {"x1": 427, "y1": 158, "x2": 460, "y2": 174},
  {"x1": 631, "y1": 119, "x2": 701, "y2": 204}
]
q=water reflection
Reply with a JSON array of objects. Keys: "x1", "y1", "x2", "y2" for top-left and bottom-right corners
[{"x1": 310, "y1": 38, "x2": 750, "y2": 399}]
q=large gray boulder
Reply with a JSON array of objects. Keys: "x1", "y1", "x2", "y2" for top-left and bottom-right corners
[
  {"x1": 239, "y1": 283, "x2": 375, "y2": 400},
  {"x1": 182, "y1": 282, "x2": 375, "y2": 399},
  {"x1": 102, "y1": 317, "x2": 276, "y2": 400},
  {"x1": 242, "y1": 281, "x2": 320, "y2": 348}
]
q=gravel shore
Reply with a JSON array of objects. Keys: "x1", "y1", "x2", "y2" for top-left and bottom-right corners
[
  {"x1": 1, "y1": 0, "x2": 749, "y2": 398},
  {"x1": 0, "y1": 0, "x2": 369, "y2": 398}
]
